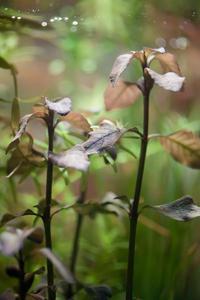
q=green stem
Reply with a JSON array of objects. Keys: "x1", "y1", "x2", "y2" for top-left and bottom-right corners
[
  {"x1": 43, "y1": 110, "x2": 56, "y2": 300},
  {"x1": 66, "y1": 174, "x2": 88, "y2": 299},
  {"x1": 12, "y1": 69, "x2": 18, "y2": 99},
  {"x1": 126, "y1": 73, "x2": 151, "y2": 300}
]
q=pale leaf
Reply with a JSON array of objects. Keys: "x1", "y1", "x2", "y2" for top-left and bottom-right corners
[
  {"x1": 104, "y1": 80, "x2": 141, "y2": 111},
  {"x1": 44, "y1": 97, "x2": 72, "y2": 115},
  {"x1": 39, "y1": 248, "x2": 75, "y2": 284},
  {"x1": 109, "y1": 53, "x2": 134, "y2": 86},
  {"x1": 82, "y1": 120, "x2": 126, "y2": 155},
  {"x1": 150, "y1": 196, "x2": 200, "y2": 221},
  {"x1": 49, "y1": 145, "x2": 89, "y2": 171},
  {"x1": 146, "y1": 68, "x2": 185, "y2": 92}
]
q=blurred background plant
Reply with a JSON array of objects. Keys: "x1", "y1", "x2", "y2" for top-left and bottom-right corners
[{"x1": 0, "y1": 0, "x2": 199, "y2": 299}]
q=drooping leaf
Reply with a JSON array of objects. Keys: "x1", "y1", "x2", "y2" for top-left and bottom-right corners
[
  {"x1": 7, "y1": 113, "x2": 35, "y2": 153},
  {"x1": 11, "y1": 97, "x2": 20, "y2": 132},
  {"x1": 104, "y1": 80, "x2": 141, "y2": 111},
  {"x1": 49, "y1": 145, "x2": 89, "y2": 171},
  {"x1": 0, "y1": 209, "x2": 36, "y2": 227},
  {"x1": 155, "y1": 52, "x2": 182, "y2": 75},
  {"x1": 109, "y1": 53, "x2": 134, "y2": 86},
  {"x1": 149, "y1": 195, "x2": 200, "y2": 221},
  {"x1": 160, "y1": 130, "x2": 200, "y2": 169},
  {"x1": 44, "y1": 97, "x2": 72, "y2": 115},
  {"x1": 82, "y1": 120, "x2": 126, "y2": 155},
  {"x1": 60, "y1": 111, "x2": 91, "y2": 133},
  {"x1": 145, "y1": 68, "x2": 185, "y2": 92},
  {"x1": 144, "y1": 47, "x2": 166, "y2": 66},
  {"x1": 39, "y1": 248, "x2": 75, "y2": 284},
  {"x1": 0, "y1": 228, "x2": 36, "y2": 256},
  {"x1": 84, "y1": 284, "x2": 112, "y2": 300}
]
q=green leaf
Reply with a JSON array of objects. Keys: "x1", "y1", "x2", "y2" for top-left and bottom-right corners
[
  {"x1": 11, "y1": 97, "x2": 20, "y2": 132},
  {"x1": 0, "y1": 209, "x2": 36, "y2": 227}
]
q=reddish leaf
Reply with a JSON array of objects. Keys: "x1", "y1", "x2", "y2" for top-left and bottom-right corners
[
  {"x1": 155, "y1": 52, "x2": 182, "y2": 75},
  {"x1": 60, "y1": 111, "x2": 91, "y2": 133},
  {"x1": 104, "y1": 80, "x2": 141, "y2": 111}
]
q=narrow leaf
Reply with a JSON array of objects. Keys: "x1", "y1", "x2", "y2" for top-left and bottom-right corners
[
  {"x1": 44, "y1": 97, "x2": 72, "y2": 115},
  {"x1": 146, "y1": 68, "x2": 185, "y2": 92},
  {"x1": 60, "y1": 111, "x2": 91, "y2": 133},
  {"x1": 11, "y1": 97, "x2": 20, "y2": 132},
  {"x1": 49, "y1": 145, "x2": 89, "y2": 171},
  {"x1": 109, "y1": 53, "x2": 134, "y2": 86},
  {"x1": 39, "y1": 248, "x2": 75, "y2": 284},
  {"x1": 149, "y1": 195, "x2": 200, "y2": 221},
  {"x1": 82, "y1": 120, "x2": 126, "y2": 155},
  {"x1": 104, "y1": 80, "x2": 141, "y2": 111},
  {"x1": 160, "y1": 130, "x2": 200, "y2": 169}
]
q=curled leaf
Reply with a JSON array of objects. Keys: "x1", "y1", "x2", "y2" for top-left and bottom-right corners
[
  {"x1": 39, "y1": 248, "x2": 75, "y2": 284},
  {"x1": 49, "y1": 145, "x2": 89, "y2": 171},
  {"x1": 149, "y1": 196, "x2": 200, "y2": 221},
  {"x1": 60, "y1": 111, "x2": 91, "y2": 133},
  {"x1": 104, "y1": 80, "x2": 141, "y2": 111},
  {"x1": 44, "y1": 97, "x2": 72, "y2": 116},
  {"x1": 160, "y1": 130, "x2": 200, "y2": 169},
  {"x1": 82, "y1": 120, "x2": 126, "y2": 155},
  {"x1": 6, "y1": 114, "x2": 34, "y2": 153},
  {"x1": 145, "y1": 68, "x2": 185, "y2": 92},
  {"x1": 109, "y1": 53, "x2": 134, "y2": 86}
]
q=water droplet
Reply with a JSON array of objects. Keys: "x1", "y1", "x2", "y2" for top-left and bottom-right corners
[
  {"x1": 17, "y1": 16, "x2": 22, "y2": 20},
  {"x1": 41, "y1": 21, "x2": 48, "y2": 27},
  {"x1": 72, "y1": 20, "x2": 78, "y2": 26},
  {"x1": 64, "y1": 17, "x2": 69, "y2": 21},
  {"x1": 50, "y1": 18, "x2": 54, "y2": 22},
  {"x1": 11, "y1": 16, "x2": 16, "y2": 19}
]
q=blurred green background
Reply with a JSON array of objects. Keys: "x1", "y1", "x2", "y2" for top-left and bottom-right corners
[{"x1": 0, "y1": 0, "x2": 199, "y2": 299}]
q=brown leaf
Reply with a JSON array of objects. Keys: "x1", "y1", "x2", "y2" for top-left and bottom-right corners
[
  {"x1": 155, "y1": 52, "x2": 182, "y2": 75},
  {"x1": 82, "y1": 120, "x2": 126, "y2": 155},
  {"x1": 104, "y1": 80, "x2": 141, "y2": 111},
  {"x1": 149, "y1": 195, "x2": 200, "y2": 221},
  {"x1": 44, "y1": 97, "x2": 72, "y2": 115},
  {"x1": 160, "y1": 130, "x2": 200, "y2": 169},
  {"x1": 60, "y1": 111, "x2": 91, "y2": 133},
  {"x1": 143, "y1": 47, "x2": 165, "y2": 65},
  {"x1": 109, "y1": 53, "x2": 134, "y2": 86},
  {"x1": 146, "y1": 68, "x2": 185, "y2": 92},
  {"x1": 49, "y1": 145, "x2": 89, "y2": 171}
]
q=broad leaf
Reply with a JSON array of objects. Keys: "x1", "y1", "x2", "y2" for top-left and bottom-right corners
[
  {"x1": 39, "y1": 248, "x2": 75, "y2": 284},
  {"x1": 44, "y1": 97, "x2": 72, "y2": 115},
  {"x1": 145, "y1": 68, "x2": 185, "y2": 92},
  {"x1": 60, "y1": 111, "x2": 91, "y2": 133},
  {"x1": 109, "y1": 53, "x2": 134, "y2": 86},
  {"x1": 149, "y1": 195, "x2": 200, "y2": 221},
  {"x1": 49, "y1": 145, "x2": 89, "y2": 171},
  {"x1": 155, "y1": 52, "x2": 182, "y2": 75},
  {"x1": 104, "y1": 80, "x2": 141, "y2": 111},
  {"x1": 0, "y1": 228, "x2": 36, "y2": 256},
  {"x1": 0, "y1": 209, "x2": 36, "y2": 227},
  {"x1": 160, "y1": 130, "x2": 200, "y2": 169},
  {"x1": 82, "y1": 120, "x2": 126, "y2": 155}
]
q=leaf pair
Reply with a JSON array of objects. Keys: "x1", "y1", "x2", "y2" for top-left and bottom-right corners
[
  {"x1": 49, "y1": 120, "x2": 126, "y2": 172},
  {"x1": 105, "y1": 47, "x2": 185, "y2": 110}
]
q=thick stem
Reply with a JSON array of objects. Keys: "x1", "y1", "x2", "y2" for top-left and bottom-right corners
[
  {"x1": 126, "y1": 74, "x2": 150, "y2": 300},
  {"x1": 18, "y1": 250, "x2": 26, "y2": 300},
  {"x1": 66, "y1": 175, "x2": 88, "y2": 299},
  {"x1": 43, "y1": 110, "x2": 56, "y2": 300}
]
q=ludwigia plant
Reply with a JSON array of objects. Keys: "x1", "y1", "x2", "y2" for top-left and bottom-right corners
[{"x1": 104, "y1": 47, "x2": 200, "y2": 299}]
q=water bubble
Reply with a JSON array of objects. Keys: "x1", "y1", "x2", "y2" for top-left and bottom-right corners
[
  {"x1": 11, "y1": 16, "x2": 16, "y2": 19},
  {"x1": 54, "y1": 17, "x2": 58, "y2": 20},
  {"x1": 72, "y1": 20, "x2": 78, "y2": 26},
  {"x1": 17, "y1": 16, "x2": 22, "y2": 20},
  {"x1": 176, "y1": 37, "x2": 188, "y2": 49},
  {"x1": 41, "y1": 21, "x2": 48, "y2": 27},
  {"x1": 58, "y1": 17, "x2": 62, "y2": 21},
  {"x1": 155, "y1": 37, "x2": 166, "y2": 48},
  {"x1": 64, "y1": 17, "x2": 69, "y2": 21},
  {"x1": 50, "y1": 18, "x2": 54, "y2": 22}
]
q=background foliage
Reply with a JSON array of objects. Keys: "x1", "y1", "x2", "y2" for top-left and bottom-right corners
[{"x1": 0, "y1": 0, "x2": 199, "y2": 299}]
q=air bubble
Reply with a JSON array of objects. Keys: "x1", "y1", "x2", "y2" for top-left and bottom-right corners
[
  {"x1": 41, "y1": 21, "x2": 48, "y2": 27},
  {"x1": 72, "y1": 20, "x2": 78, "y2": 26}
]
